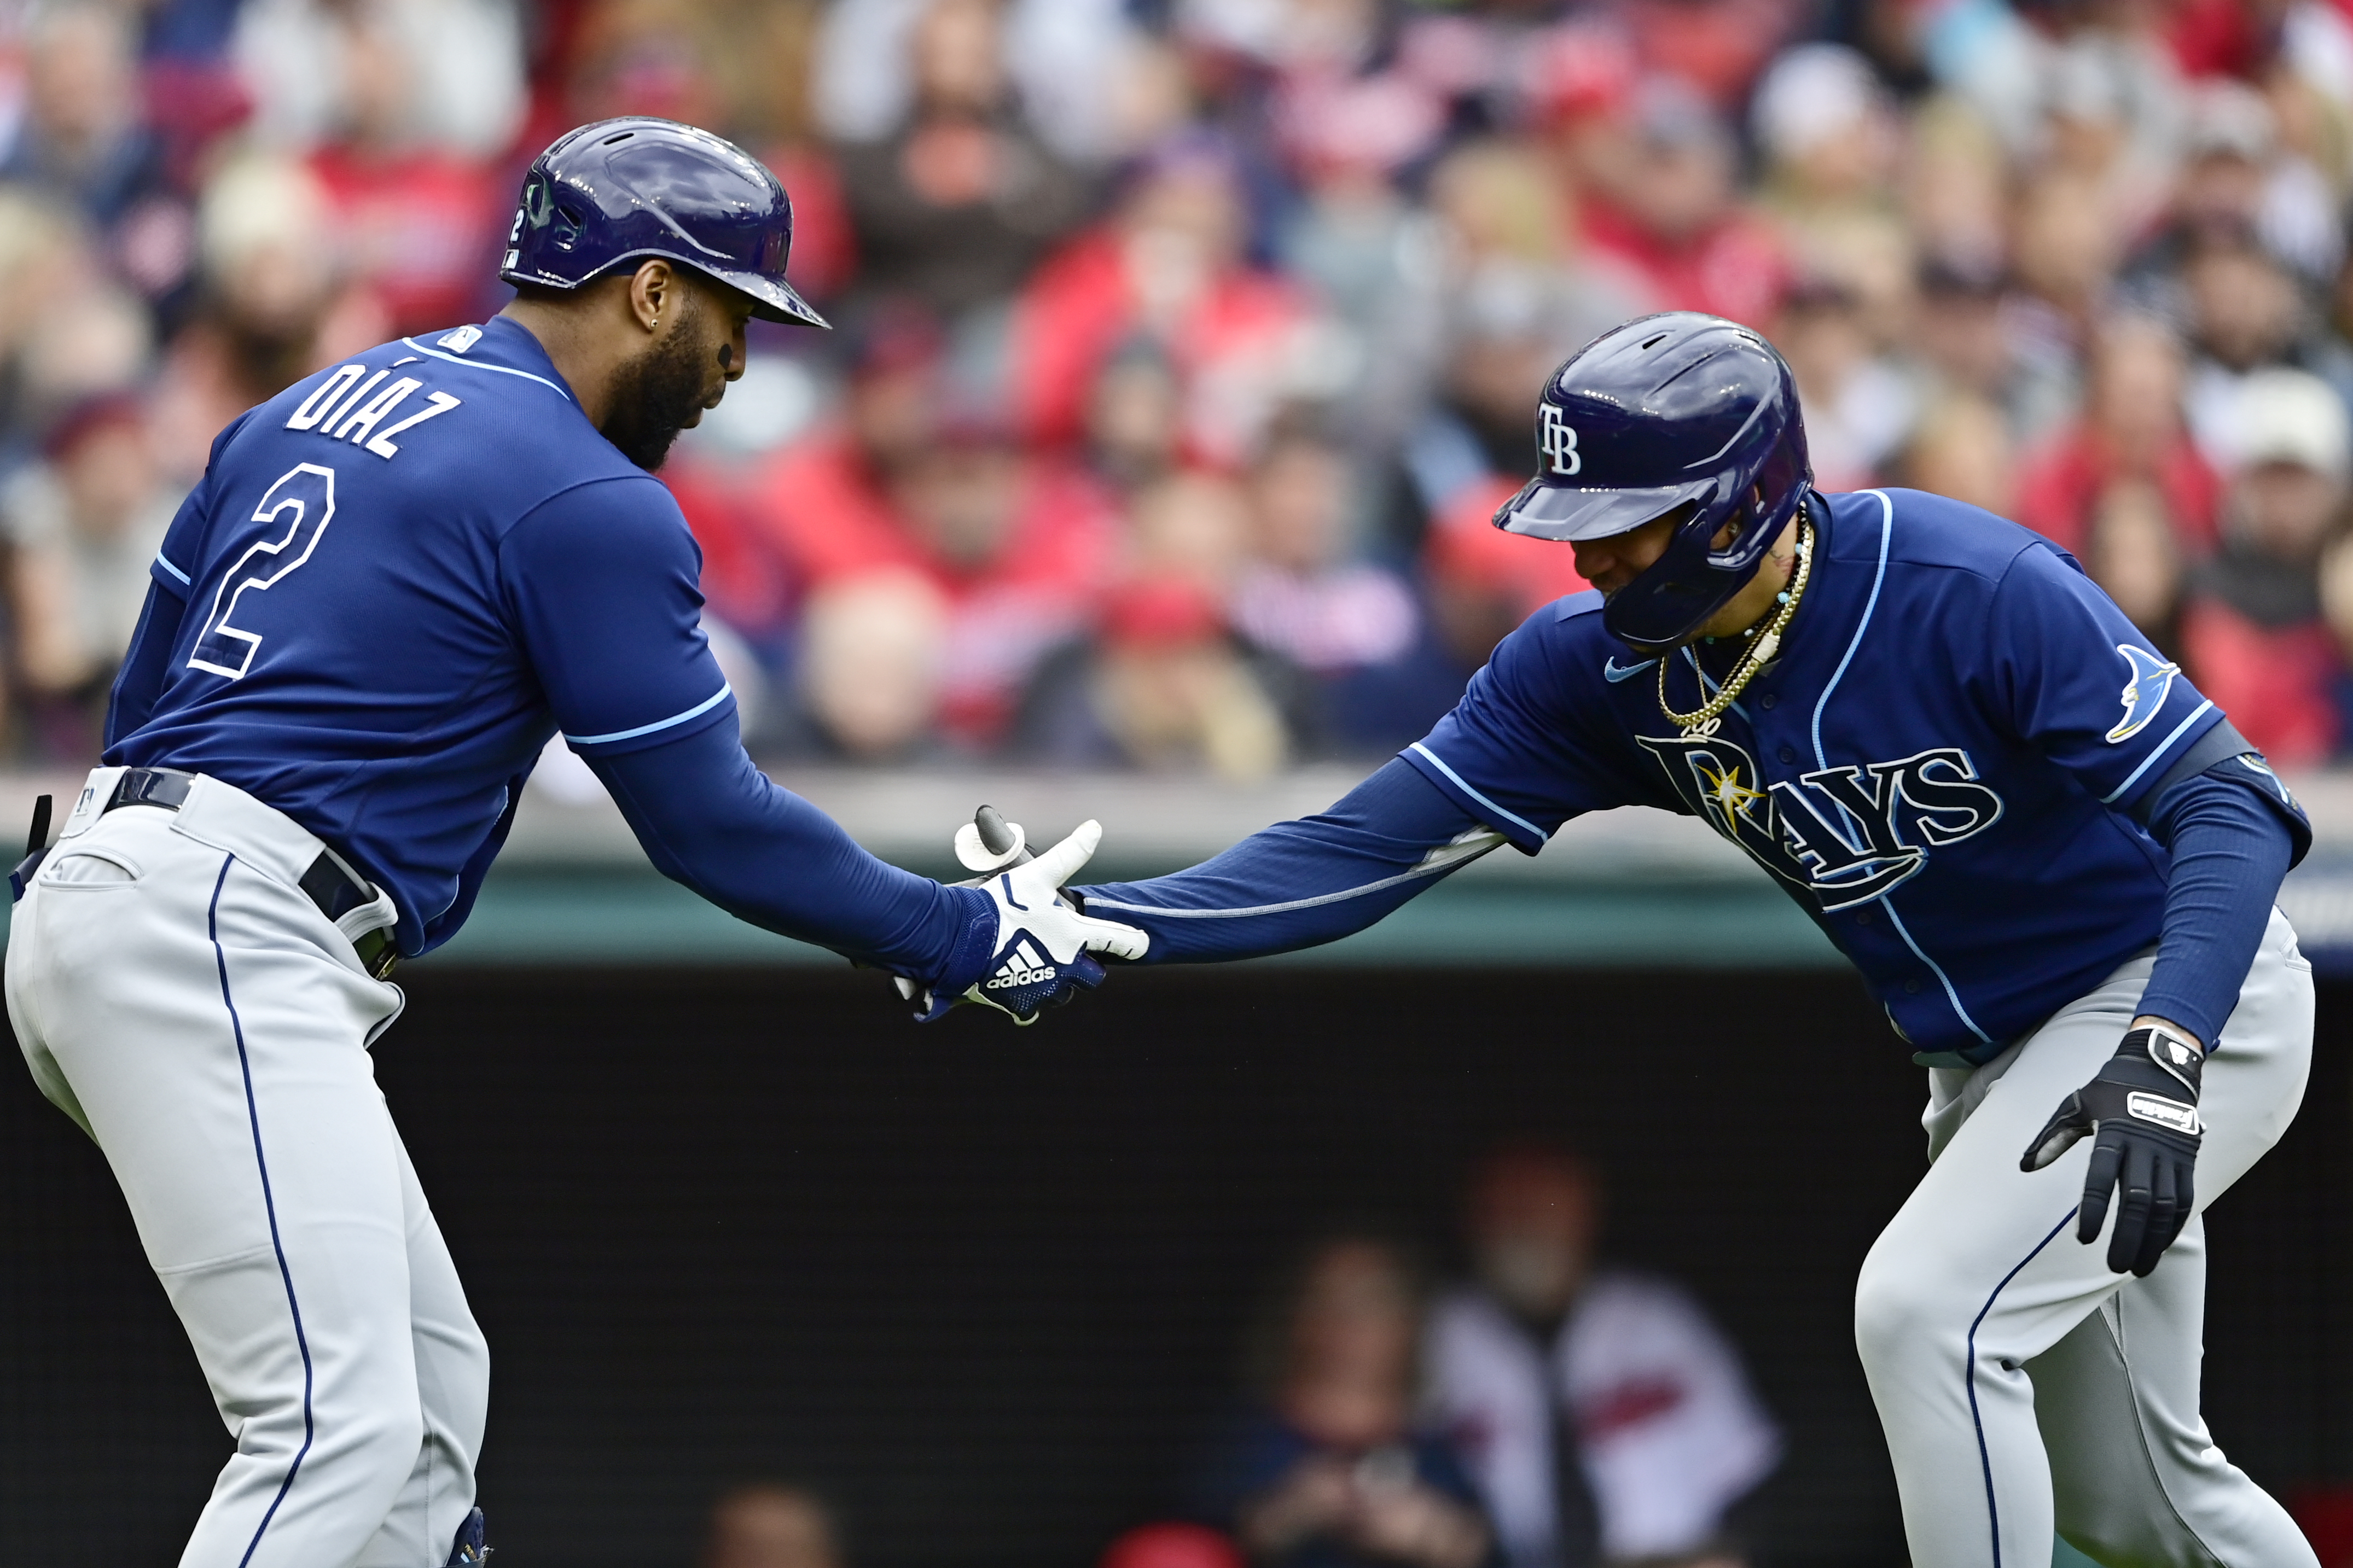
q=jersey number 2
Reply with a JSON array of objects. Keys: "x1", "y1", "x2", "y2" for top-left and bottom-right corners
[{"x1": 189, "y1": 463, "x2": 337, "y2": 680}]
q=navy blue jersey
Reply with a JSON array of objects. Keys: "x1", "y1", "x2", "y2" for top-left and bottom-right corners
[
  {"x1": 1401, "y1": 488, "x2": 2251, "y2": 1056},
  {"x1": 107, "y1": 318, "x2": 736, "y2": 954}
]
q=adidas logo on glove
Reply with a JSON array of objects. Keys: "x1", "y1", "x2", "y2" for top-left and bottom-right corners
[{"x1": 985, "y1": 937, "x2": 1058, "y2": 990}]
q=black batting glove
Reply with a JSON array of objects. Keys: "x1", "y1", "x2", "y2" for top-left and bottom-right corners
[{"x1": 2020, "y1": 1024, "x2": 2205, "y2": 1276}]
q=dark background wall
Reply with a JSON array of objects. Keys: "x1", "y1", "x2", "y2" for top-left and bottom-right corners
[{"x1": 3, "y1": 966, "x2": 2348, "y2": 1567}]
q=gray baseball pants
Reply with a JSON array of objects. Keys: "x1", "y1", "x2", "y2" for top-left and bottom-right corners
[
  {"x1": 1855, "y1": 909, "x2": 2315, "y2": 1568},
  {"x1": 6, "y1": 768, "x2": 486, "y2": 1567}
]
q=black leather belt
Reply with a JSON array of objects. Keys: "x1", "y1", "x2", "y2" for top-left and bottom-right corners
[{"x1": 103, "y1": 768, "x2": 400, "y2": 980}]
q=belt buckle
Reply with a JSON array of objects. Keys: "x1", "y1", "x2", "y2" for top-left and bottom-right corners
[{"x1": 354, "y1": 925, "x2": 400, "y2": 981}]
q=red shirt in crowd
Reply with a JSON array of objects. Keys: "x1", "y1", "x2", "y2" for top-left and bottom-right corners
[
  {"x1": 310, "y1": 145, "x2": 504, "y2": 336},
  {"x1": 748, "y1": 428, "x2": 1120, "y2": 742},
  {"x1": 662, "y1": 462, "x2": 797, "y2": 646},
  {"x1": 2012, "y1": 426, "x2": 2222, "y2": 559},
  {"x1": 1007, "y1": 228, "x2": 1313, "y2": 466},
  {"x1": 1428, "y1": 475, "x2": 1593, "y2": 617},
  {"x1": 1576, "y1": 197, "x2": 1788, "y2": 330},
  {"x1": 2178, "y1": 598, "x2": 2342, "y2": 768}
]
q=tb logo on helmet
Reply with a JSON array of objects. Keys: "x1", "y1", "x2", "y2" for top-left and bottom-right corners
[{"x1": 1539, "y1": 405, "x2": 1581, "y2": 476}]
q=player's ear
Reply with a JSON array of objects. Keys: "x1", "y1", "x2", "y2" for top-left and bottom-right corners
[{"x1": 628, "y1": 260, "x2": 674, "y2": 335}]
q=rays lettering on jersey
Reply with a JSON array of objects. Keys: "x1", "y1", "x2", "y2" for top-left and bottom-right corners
[
  {"x1": 286, "y1": 364, "x2": 462, "y2": 459},
  {"x1": 1635, "y1": 733, "x2": 2005, "y2": 910}
]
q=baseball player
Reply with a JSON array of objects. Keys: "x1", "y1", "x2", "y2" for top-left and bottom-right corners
[
  {"x1": 4, "y1": 118, "x2": 1144, "y2": 1568},
  {"x1": 1015, "y1": 313, "x2": 2315, "y2": 1567}
]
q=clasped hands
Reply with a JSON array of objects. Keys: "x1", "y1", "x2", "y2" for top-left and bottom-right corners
[{"x1": 892, "y1": 811, "x2": 1148, "y2": 1025}]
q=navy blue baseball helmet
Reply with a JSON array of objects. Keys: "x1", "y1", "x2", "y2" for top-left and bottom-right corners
[
  {"x1": 1492, "y1": 312, "x2": 1811, "y2": 654},
  {"x1": 500, "y1": 118, "x2": 829, "y2": 329}
]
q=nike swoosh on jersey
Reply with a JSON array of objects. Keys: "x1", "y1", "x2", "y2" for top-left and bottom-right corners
[{"x1": 1603, "y1": 658, "x2": 1659, "y2": 683}]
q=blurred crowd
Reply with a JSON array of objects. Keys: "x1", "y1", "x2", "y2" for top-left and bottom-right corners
[
  {"x1": 701, "y1": 1143, "x2": 1780, "y2": 1568},
  {"x1": 16, "y1": 0, "x2": 2353, "y2": 771}
]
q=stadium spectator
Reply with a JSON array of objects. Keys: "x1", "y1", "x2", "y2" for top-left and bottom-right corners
[
  {"x1": 2180, "y1": 366, "x2": 2352, "y2": 767},
  {"x1": 2086, "y1": 479, "x2": 2189, "y2": 655},
  {"x1": 0, "y1": 193, "x2": 96, "y2": 464},
  {"x1": 1571, "y1": 77, "x2": 1788, "y2": 330},
  {"x1": 1901, "y1": 101, "x2": 2008, "y2": 288},
  {"x1": 745, "y1": 312, "x2": 1117, "y2": 748},
  {"x1": 2003, "y1": 171, "x2": 2121, "y2": 439},
  {"x1": 2, "y1": 392, "x2": 177, "y2": 761},
  {"x1": 774, "y1": 568, "x2": 952, "y2": 764},
  {"x1": 1268, "y1": 55, "x2": 1448, "y2": 447},
  {"x1": 832, "y1": 0, "x2": 1092, "y2": 320},
  {"x1": 234, "y1": 0, "x2": 521, "y2": 334},
  {"x1": 1229, "y1": 424, "x2": 1445, "y2": 754},
  {"x1": 1751, "y1": 44, "x2": 1912, "y2": 342},
  {"x1": 1387, "y1": 259, "x2": 1601, "y2": 553},
  {"x1": 558, "y1": 0, "x2": 734, "y2": 131},
  {"x1": 1, "y1": 278, "x2": 153, "y2": 473},
  {"x1": 1771, "y1": 278, "x2": 1916, "y2": 491},
  {"x1": 1084, "y1": 337, "x2": 1188, "y2": 499},
  {"x1": 1420, "y1": 506, "x2": 1590, "y2": 678},
  {"x1": 1426, "y1": 1144, "x2": 1779, "y2": 1568},
  {"x1": 1193, "y1": 1235, "x2": 1495, "y2": 1568},
  {"x1": 0, "y1": 1, "x2": 185, "y2": 306},
  {"x1": 2178, "y1": 231, "x2": 2353, "y2": 475},
  {"x1": 1894, "y1": 392, "x2": 2016, "y2": 521},
  {"x1": 2014, "y1": 316, "x2": 2221, "y2": 564},
  {"x1": 1012, "y1": 569, "x2": 1300, "y2": 779},
  {"x1": 1007, "y1": 133, "x2": 1323, "y2": 468},
  {"x1": 236, "y1": 0, "x2": 525, "y2": 162},
  {"x1": 704, "y1": 1482, "x2": 844, "y2": 1568},
  {"x1": 147, "y1": 155, "x2": 387, "y2": 479},
  {"x1": 815, "y1": 0, "x2": 1153, "y2": 168},
  {"x1": 1014, "y1": 455, "x2": 1313, "y2": 777}
]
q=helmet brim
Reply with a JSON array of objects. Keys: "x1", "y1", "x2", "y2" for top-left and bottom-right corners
[
  {"x1": 723, "y1": 268, "x2": 831, "y2": 329},
  {"x1": 504, "y1": 254, "x2": 834, "y2": 330},
  {"x1": 1491, "y1": 475, "x2": 1716, "y2": 542}
]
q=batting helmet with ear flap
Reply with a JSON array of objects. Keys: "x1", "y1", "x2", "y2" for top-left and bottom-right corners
[
  {"x1": 501, "y1": 117, "x2": 830, "y2": 329},
  {"x1": 1492, "y1": 312, "x2": 1811, "y2": 654}
]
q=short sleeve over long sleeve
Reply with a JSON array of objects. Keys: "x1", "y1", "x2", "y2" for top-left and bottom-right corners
[{"x1": 498, "y1": 475, "x2": 737, "y2": 756}]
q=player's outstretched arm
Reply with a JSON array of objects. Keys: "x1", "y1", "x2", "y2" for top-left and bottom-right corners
[
  {"x1": 588, "y1": 716, "x2": 1143, "y2": 1023},
  {"x1": 1059, "y1": 758, "x2": 1506, "y2": 965},
  {"x1": 1051, "y1": 601, "x2": 1630, "y2": 964},
  {"x1": 502, "y1": 476, "x2": 1140, "y2": 1022}
]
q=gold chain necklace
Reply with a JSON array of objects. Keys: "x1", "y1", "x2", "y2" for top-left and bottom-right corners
[{"x1": 1656, "y1": 514, "x2": 1815, "y2": 736}]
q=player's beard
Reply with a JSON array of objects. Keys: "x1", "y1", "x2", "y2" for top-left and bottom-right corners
[{"x1": 601, "y1": 323, "x2": 711, "y2": 471}]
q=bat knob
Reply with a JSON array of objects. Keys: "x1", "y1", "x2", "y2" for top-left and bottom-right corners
[
  {"x1": 955, "y1": 807, "x2": 1033, "y2": 873},
  {"x1": 974, "y1": 804, "x2": 1018, "y2": 857}
]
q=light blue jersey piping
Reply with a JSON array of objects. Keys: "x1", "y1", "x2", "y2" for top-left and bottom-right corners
[
  {"x1": 565, "y1": 684, "x2": 732, "y2": 747},
  {"x1": 2100, "y1": 701, "x2": 2215, "y2": 805},
  {"x1": 398, "y1": 337, "x2": 574, "y2": 401},
  {"x1": 1808, "y1": 490, "x2": 1992, "y2": 1045},
  {"x1": 1408, "y1": 742, "x2": 1549, "y2": 843}
]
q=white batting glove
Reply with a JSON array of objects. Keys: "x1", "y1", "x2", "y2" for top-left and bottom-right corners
[
  {"x1": 899, "y1": 820, "x2": 1147, "y2": 1025},
  {"x1": 954, "y1": 815, "x2": 1027, "y2": 874}
]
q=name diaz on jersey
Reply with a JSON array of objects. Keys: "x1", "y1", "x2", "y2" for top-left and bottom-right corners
[
  {"x1": 1637, "y1": 732, "x2": 2004, "y2": 911},
  {"x1": 281, "y1": 353, "x2": 466, "y2": 461}
]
